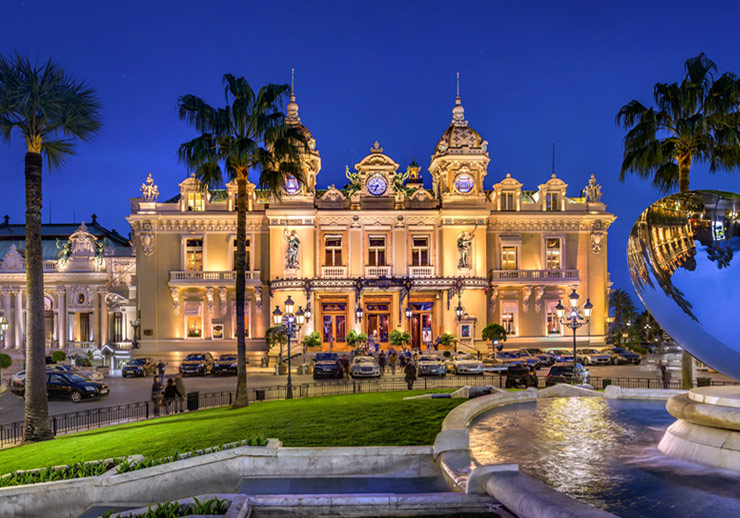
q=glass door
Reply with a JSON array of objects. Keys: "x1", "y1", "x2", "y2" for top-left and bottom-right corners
[
  {"x1": 320, "y1": 300, "x2": 347, "y2": 349},
  {"x1": 365, "y1": 299, "x2": 391, "y2": 347},
  {"x1": 410, "y1": 302, "x2": 434, "y2": 349}
]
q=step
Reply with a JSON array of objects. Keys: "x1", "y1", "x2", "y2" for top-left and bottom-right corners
[{"x1": 237, "y1": 476, "x2": 451, "y2": 495}]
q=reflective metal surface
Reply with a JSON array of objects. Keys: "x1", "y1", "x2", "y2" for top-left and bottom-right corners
[{"x1": 628, "y1": 191, "x2": 740, "y2": 380}]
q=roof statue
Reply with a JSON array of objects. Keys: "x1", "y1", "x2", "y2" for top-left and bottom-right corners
[
  {"x1": 584, "y1": 174, "x2": 603, "y2": 203},
  {"x1": 141, "y1": 172, "x2": 159, "y2": 201}
]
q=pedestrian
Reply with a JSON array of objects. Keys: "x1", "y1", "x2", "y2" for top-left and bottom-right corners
[
  {"x1": 340, "y1": 354, "x2": 350, "y2": 380},
  {"x1": 434, "y1": 337, "x2": 441, "y2": 351},
  {"x1": 389, "y1": 351, "x2": 397, "y2": 375},
  {"x1": 151, "y1": 375, "x2": 164, "y2": 416},
  {"x1": 163, "y1": 378, "x2": 182, "y2": 414},
  {"x1": 404, "y1": 359, "x2": 417, "y2": 390},
  {"x1": 660, "y1": 363, "x2": 672, "y2": 389},
  {"x1": 328, "y1": 332, "x2": 335, "y2": 352},
  {"x1": 373, "y1": 330, "x2": 379, "y2": 353},
  {"x1": 175, "y1": 372, "x2": 187, "y2": 413},
  {"x1": 157, "y1": 359, "x2": 166, "y2": 385},
  {"x1": 378, "y1": 351, "x2": 387, "y2": 375}
]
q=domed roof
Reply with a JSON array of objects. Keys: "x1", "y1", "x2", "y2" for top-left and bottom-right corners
[
  {"x1": 433, "y1": 97, "x2": 487, "y2": 158},
  {"x1": 285, "y1": 92, "x2": 318, "y2": 153}
]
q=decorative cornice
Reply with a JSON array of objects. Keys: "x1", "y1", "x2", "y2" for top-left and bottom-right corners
[{"x1": 269, "y1": 276, "x2": 487, "y2": 292}]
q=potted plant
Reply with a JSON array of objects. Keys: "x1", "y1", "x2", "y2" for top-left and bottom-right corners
[
  {"x1": 438, "y1": 333, "x2": 456, "y2": 349},
  {"x1": 345, "y1": 330, "x2": 368, "y2": 351},
  {"x1": 482, "y1": 323, "x2": 507, "y2": 352},
  {"x1": 302, "y1": 331, "x2": 322, "y2": 349},
  {"x1": 389, "y1": 329, "x2": 411, "y2": 348},
  {"x1": 51, "y1": 350, "x2": 67, "y2": 364}
]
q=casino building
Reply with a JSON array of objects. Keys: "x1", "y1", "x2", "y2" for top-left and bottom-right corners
[{"x1": 127, "y1": 91, "x2": 615, "y2": 361}]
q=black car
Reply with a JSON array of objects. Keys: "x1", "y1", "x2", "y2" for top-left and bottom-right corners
[
  {"x1": 545, "y1": 363, "x2": 590, "y2": 386},
  {"x1": 10, "y1": 371, "x2": 109, "y2": 403},
  {"x1": 122, "y1": 357, "x2": 156, "y2": 377},
  {"x1": 505, "y1": 365, "x2": 537, "y2": 388},
  {"x1": 313, "y1": 352, "x2": 343, "y2": 379},
  {"x1": 213, "y1": 354, "x2": 239, "y2": 375},
  {"x1": 179, "y1": 353, "x2": 215, "y2": 376},
  {"x1": 611, "y1": 347, "x2": 642, "y2": 365}
]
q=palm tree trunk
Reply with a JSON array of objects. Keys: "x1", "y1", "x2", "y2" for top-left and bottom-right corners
[
  {"x1": 678, "y1": 155, "x2": 694, "y2": 390},
  {"x1": 232, "y1": 174, "x2": 249, "y2": 408},
  {"x1": 23, "y1": 151, "x2": 53, "y2": 442}
]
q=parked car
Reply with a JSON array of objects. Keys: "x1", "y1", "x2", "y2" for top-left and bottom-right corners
[
  {"x1": 512, "y1": 351, "x2": 542, "y2": 369},
  {"x1": 521, "y1": 348, "x2": 557, "y2": 367},
  {"x1": 494, "y1": 352, "x2": 525, "y2": 367},
  {"x1": 122, "y1": 357, "x2": 156, "y2": 378},
  {"x1": 213, "y1": 354, "x2": 239, "y2": 375},
  {"x1": 445, "y1": 353, "x2": 484, "y2": 375},
  {"x1": 610, "y1": 347, "x2": 642, "y2": 365},
  {"x1": 10, "y1": 371, "x2": 109, "y2": 403},
  {"x1": 178, "y1": 353, "x2": 215, "y2": 376},
  {"x1": 545, "y1": 363, "x2": 590, "y2": 386},
  {"x1": 505, "y1": 364, "x2": 538, "y2": 388},
  {"x1": 45, "y1": 364, "x2": 104, "y2": 381},
  {"x1": 576, "y1": 348, "x2": 612, "y2": 366},
  {"x1": 417, "y1": 356, "x2": 447, "y2": 377},
  {"x1": 351, "y1": 356, "x2": 381, "y2": 378},
  {"x1": 481, "y1": 354, "x2": 509, "y2": 373},
  {"x1": 549, "y1": 349, "x2": 575, "y2": 363},
  {"x1": 313, "y1": 352, "x2": 344, "y2": 379}
]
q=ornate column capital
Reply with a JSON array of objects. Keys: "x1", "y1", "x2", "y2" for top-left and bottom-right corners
[{"x1": 170, "y1": 287, "x2": 180, "y2": 315}]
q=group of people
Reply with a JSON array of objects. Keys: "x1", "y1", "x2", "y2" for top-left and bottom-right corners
[
  {"x1": 151, "y1": 361, "x2": 187, "y2": 415},
  {"x1": 332, "y1": 347, "x2": 421, "y2": 389}
]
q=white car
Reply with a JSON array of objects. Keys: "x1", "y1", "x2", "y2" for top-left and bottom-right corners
[
  {"x1": 417, "y1": 356, "x2": 447, "y2": 377},
  {"x1": 351, "y1": 356, "x2": 381, "y2": 378},
  {"x1": 481, "y1": 354, "x2": 508, "y2": 373},
  {"x1": 446, "y1": 353, "x2": 484, "y2": 375},
  {"x1": 576, "y1": 348, "x2": 612, "y2": 365}
]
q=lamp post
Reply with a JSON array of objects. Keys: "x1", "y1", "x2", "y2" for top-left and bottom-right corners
[
  {"x1": 555, "y1": 289, "x2": 593, "y2": 376},
  {"x1": 130, "y1": 318, "x2": 141, "y2": 349},
  {"x1": 273, "y1": 296, "x2": 304, "y2": 399}
]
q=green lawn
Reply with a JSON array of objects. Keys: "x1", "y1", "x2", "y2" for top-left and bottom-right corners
[{"x1": 0, "y1": 391, "x2": 463, "y2": 475}]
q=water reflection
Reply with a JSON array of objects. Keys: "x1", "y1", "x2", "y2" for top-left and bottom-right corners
[
  {"x1": 470, "y1": 398, "x2": 740, "y2": 518},
  {"x1": 628, "y1": 190, "x2": 740, "y2": 379}
]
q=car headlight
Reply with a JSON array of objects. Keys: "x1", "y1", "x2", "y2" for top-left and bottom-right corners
[{"x1": 84, "y1": 386, "x2": 97, "y2": 392}]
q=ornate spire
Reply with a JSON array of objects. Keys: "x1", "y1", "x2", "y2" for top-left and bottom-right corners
[
  {"x1": 286, "y1": 67, "x2": 300, "y2": 124},
  {"x1": 452, "y1": 72, "x2": 467, "y2": 126}
]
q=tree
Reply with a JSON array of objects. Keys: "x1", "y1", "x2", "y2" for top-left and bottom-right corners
[
  {"x1": 617, "y1": 53, "x2": 740, "y2": 389},
  {"x1": 265, "y1": 326, "x2": 288, "y2": 359},
  {"x1": 0, "y1": 54, "x2": 101, "y2": 442},
  {"x1": 609, "y1": 289, "x2": 635, "y2": 328},
  {"x1": 302, "y1": 331, "x2": 322, "y2": 349},
  {"x1": 389, "y1": 329, "x2": 411, "y2": 348},
  {"x1": 481, "y1": 323, "x2": 507, "y2": 350},
  {"x1": 0, "y1": 353, "x2": 12, "y2": 387},
  {"x1": 50, "y1": 350, "x2": 66, "y2": 363},
  {"x1": 178, "y1": 75, "x2": 308, "y2": 408}
]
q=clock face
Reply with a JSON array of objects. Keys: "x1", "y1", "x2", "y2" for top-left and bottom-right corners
[
  {"x1": 455, "y1": 173, "x2": 474, "y2": 194},
  {"x1": 284, "y1": 176, "x2": 301, "y2": 195},
  {"x1": 367, "y1": 175, "x2": 388, "y2": 196}
]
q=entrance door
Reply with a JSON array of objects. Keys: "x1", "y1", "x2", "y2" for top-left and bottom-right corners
[
  {"x1": 410, "y1": 302, "x2": 434, "y2": 349},
  {"x1": 365, "y1": 299, "x2": 391, "y2": 347},
  {"x1": 320, "y1": 300, "x2": 347, "y2": 349}
]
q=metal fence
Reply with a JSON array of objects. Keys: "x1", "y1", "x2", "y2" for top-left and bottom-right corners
[{"x1": 1, "y1": 375, "x2": 738, "y2": 448}]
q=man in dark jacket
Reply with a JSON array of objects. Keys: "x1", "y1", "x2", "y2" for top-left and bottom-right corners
[
  {"x1": 404, "y1": 361, "x2": 417, "y2": 390},
  {"x1": 157, "y1": 360, "x2": 166, "y2": 385},
  {"x1": 378, "y1": 351, "x2": 387, "y2": 375},
  {"x1": 163, "y1": 378, "x2": 182, "y2": 414},
  {"x1": 151, "y1": 375, "x2": 164, "y2": 416}
]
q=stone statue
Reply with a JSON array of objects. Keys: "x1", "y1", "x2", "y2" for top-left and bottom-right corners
[
  {"x1": 584, "y1": 174, "x2": 602, "y2": 203},
  {"x1": 95, "y1": 238, "x2": 108, "y2": 267},
  {"x1": 56, "y1": 239, "x2": 72, "y2": 267},
  {"x1": 457, "y1": 229, "x2": 475, "y2": 268},
  {"x1": 285, "y1": 230, "x2": 300, "y2": 269},
  {"x1": 141, "y1": 172, "x2": 160, "y2": 201}
]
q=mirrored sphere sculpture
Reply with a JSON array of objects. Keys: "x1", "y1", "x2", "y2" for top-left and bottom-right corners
[{"x1": 628, "y1": 190, "x2": 740, "y2": 380}]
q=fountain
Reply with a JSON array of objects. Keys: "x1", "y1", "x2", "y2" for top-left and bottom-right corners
[{"x1": 628, "y1": 190, "x2": 740, "y2": 471}]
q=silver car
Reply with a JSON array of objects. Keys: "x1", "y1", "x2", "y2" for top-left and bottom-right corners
[
  {"x1": 576, "y1": 348, "x2": 612, "y2": 365},
  {"x1": 446, "y1": 353, "x2": 484, "y2": 375},
  {"x1": 417, "y1": 356, "x2": 447, "y2": 377},
  {"x1": 351, "y1": 356, "x2": 381, "y2": 378}
]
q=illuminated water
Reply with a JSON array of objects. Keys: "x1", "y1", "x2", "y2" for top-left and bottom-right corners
[{"x1": 469, "y1": 398, "x2": 740, "y2": 518}]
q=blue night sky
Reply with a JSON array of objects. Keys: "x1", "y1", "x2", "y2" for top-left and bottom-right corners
[{"x1": 2, "y1": 0, "x2": 740, "y2": 300}]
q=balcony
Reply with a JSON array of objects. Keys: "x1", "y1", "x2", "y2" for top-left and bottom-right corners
[
  {"x1": 321, "y1": 266, "x2": 347, "y2": 278},
  {"x1": 490, "y1": 269, "x2": 579, "y2": 284},
  {"x1": 365, "y1": 265, "x2": 392, "y2": 278},
  {"x1": 168, "y1": 270, "x2": 260, "y2": 286},
  {"x1": 409, "y1": 265, "x2": 435, "y2": 278}
]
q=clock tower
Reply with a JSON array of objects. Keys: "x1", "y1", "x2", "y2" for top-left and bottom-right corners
[{"x1": 353, "y1": 141, "x2": 399, "y2": 207}]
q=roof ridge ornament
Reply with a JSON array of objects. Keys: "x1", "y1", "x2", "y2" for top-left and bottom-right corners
[
  {"x1": 141, "y1": 172, "x2": 159, "y2": 201},
  {"x1": 286, "y1": 67, "x2": 300, "y2": 124},
  {"x1": 452, "y1": 72, "x2": 467, "y2": 127},
  {"x1": 371, "y1": 141, "x2": 383, "y2": 154}
]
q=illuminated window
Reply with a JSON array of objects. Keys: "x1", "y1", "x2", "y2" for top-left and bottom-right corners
[
  {"x1": 185, "y1": 239, "x2": 203, "y2": 271},
  {"x1": 184, "y1": 302, "x2": 202, "y2": 338},
  {"x1": 545, "y1": 238, "x2": 561, "y2": 270},
  {"x1": 187, "y1": 192, "x2": 205, "y2": 211},
  {"x1": 411, "y1": 236, "x2": 429, "y2": 266},
  {"x1": 501, "y1": 304, "x2": 517, "y2": 336},
  {"x1": 501, "y1": 246, "x2": 517, "y2": 270},
  {"x1": 546, "y1": 193, "x2": 559, "y2": 211},
  {"x1": 501, "y1": 192, "x2": 515, "y2": 211},
  {"x1": 324, "y1": 235, "x2": 343, "y2": 266},
  {"x1": 368, "y1": 236, "x2": 386, "y2": 266},
  {"x1": 232, "y1": 237, "x2": 251, "y2": 271},
  {"x1": 546, "y1": 301, "x2": 562, "y2": 335}
]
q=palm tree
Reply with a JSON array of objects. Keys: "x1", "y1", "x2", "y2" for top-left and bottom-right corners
[
  {"x1": 617, "y1": 53, "x2": 740, "y2": 389},
  {"x1": 609, "y1": 289, "x2": 635, "y2": 328},
  {"x1": 0, "y1": 54, "x2": 101, "y2": 442},
  {"x1": 178, "y1": 75, "x2": 307, "y2": 408}
]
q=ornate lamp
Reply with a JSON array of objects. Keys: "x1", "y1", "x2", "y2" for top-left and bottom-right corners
[
  {"x1": 272, "y1": 306, "x2": 283, "y2": 326},
  {"x1": 355, "y1": 306, "x2": 363, "y2": 322},
  {"x1": 295, "y1": 306, "x2": 305, "y2": 326},
  {"x1": 556, "y1": 290, "x2": 592, "y2": 378},
  {"x1": 455, "y1": 301, "x2": 465, "y2": 321},
  {"x1": 284, "y1": 296, "x2": 294, "y2": 315},
  {"x1": 405, "y1": 305, "x2": 413, "y2": 319}
]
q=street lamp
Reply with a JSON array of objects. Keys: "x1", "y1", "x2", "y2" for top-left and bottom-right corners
[
  {"x1": 355, "y1": 305, "x2": 363, "y2": 323},
  {"x1": 555, "y1": 288, "x2": 593, "y2": 378},
  {"x1": 455, "y1": 300, "x2": 464, "y2": 321},
  {"x1": 272, "y1": 305, "x2": 283, "y2": 363},
  {"x1": 278, "y1": 297, "x2": 304, "y2": 399},
  {"x1": 130, "y1": 318, "x2": 141, "y2": 349}
]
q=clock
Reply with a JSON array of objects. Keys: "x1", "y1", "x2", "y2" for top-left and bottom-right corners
[
  {"x1": 455, "y1": 173, "x2": 474, "y2": 194},
  {"x1": 284, "y1": 176, "x2": 301, "y2": 195},
  {"x1": 366, "y1": 175, "x2": 388, "y2": 196}
]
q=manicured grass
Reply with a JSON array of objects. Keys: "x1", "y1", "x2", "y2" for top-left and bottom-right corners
[{"x1": 0, "y1": 391, "x2": 463, "y2": 475}]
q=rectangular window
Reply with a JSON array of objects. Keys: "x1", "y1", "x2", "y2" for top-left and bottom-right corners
[
  {"x1": 185, "y1": 239, "x2": 203, "y2": 271},
  {"x1": 232, "y1": 237, "x2": 251, "y2": 271},
  {"x1": 187, "y1": 192, "x2": 205, "y2": 211},
  {"x1": 501, "y1": 192, "x2": 515, "y2": 211},
  {"x1": 546, "y1": 301, "x2": 562, "y2": 336},
  {"x1": 411, "y1": 236, "x2": 430, "y2": 266},
  {"x1": 501, "y1": 246, "x2": 517, "y2": 270},
  {"x1": 368, "y1": 236, "x2": 386, "y2": 266},
  {"x1": 546, "y1": 193, "x2": 559, "y2": 211},
  {"x1": 184, "y1": 302, "x2": 202, "y2": 338},
  {"x1": 324, "y1": 235, "x2": 343, "y2": 266},
  {"x1": 231, "y1": 301, "x2": 250, "y2": 338},
  {"x1": 501, "y1": 309, "x2": 516, "y2": 336},
  {"x1": 111, "y1": 313, "x2": 123, "y2": 342},
  {"x1": 545, "y1": 238, "x2": 561, "y2": 270}
]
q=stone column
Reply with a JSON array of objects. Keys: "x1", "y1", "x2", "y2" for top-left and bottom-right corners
[
  {"x1": 92, "y1": 290, "x2": 100, "y2": 347},
  {"x1": 14, "y1": 289, "x2": 23, "y2": 349},
  {"x1": 99, "y1": 289, "x2": 108, "y2": 346},
  {"x1": 57, "y1": 287, "x2": 67, "y2": 349},
  {"x1": 1, "y1": 289, "x2": 9, "y2": 349}
]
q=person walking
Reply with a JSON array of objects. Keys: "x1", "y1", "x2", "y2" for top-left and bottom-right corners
[
  {"x1": 157, "y1": 360, "x2": 166, "y2": 386},
  {"x1": 389, "y1": 351, "x2": 397, "y2": 375},
  {"x1": 151, "y1": 375, "x2": 164, "y2": 416},
  {"x1": 378, "y1": 351, "x2": 387, "y2": 375},
  {"x1": 328, "y1": 332, "x2": 335, "y2": 352},
  {"x1": 404, "y1": 359, "x2": 417, "y2": 390},
  {"x1": 340, "y1": 354, "x2": 350, "y2": 380},
  {"x1": 660, "y1": 363, "x2": 672, "y2": 389},
  {"x1": 174, "y1": 372, "x2": 187, "y2": 413},
  {"x1": 163, "y1": 378, "x2": 182, "y2": 415}
]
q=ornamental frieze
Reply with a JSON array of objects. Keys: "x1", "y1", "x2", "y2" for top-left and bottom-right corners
[
  {"x1": 487, "y1": 217, "x2": 613, "y2": 232},
  {"x1": 442, "y1": 218, "x2": 487, "y2": 226}
]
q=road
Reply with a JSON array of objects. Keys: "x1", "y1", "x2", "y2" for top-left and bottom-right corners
[{"x1": 0, "y1": 353, "x2": 733, "y2": 425}]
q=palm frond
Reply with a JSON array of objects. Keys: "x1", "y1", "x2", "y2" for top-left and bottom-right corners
[{"x1": 41, "y1": 138, "x2": 75, "y2": 170}]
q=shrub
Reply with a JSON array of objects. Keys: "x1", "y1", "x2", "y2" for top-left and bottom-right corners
[
  {"x1": 0, "y1": 353, "x2": 12, "y2": 376},
  {"x1": 482, "y1": 323, "x2": 507, "y2": 345},
  {"x1": 302, "y1": 331, "x2": 322, "y2": 348},
  {"x1": 389, "y1": 329, "x2": 411, "y2": 347},
  {"x1": 51, "y1": 350, "x2": 67, "y2": 363},
  {"x1": 0, "y1": 460, "x2": 115, "y2": 488},
  {"x1": 101, "y1": 496, "x2": 229, "y2": 517},
  {"x1": 438, "y1": 333, "x2": 456, "y2": 347},
  {"x1": 345, "y1": 330, "x2": 368, "y2": 348}
]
